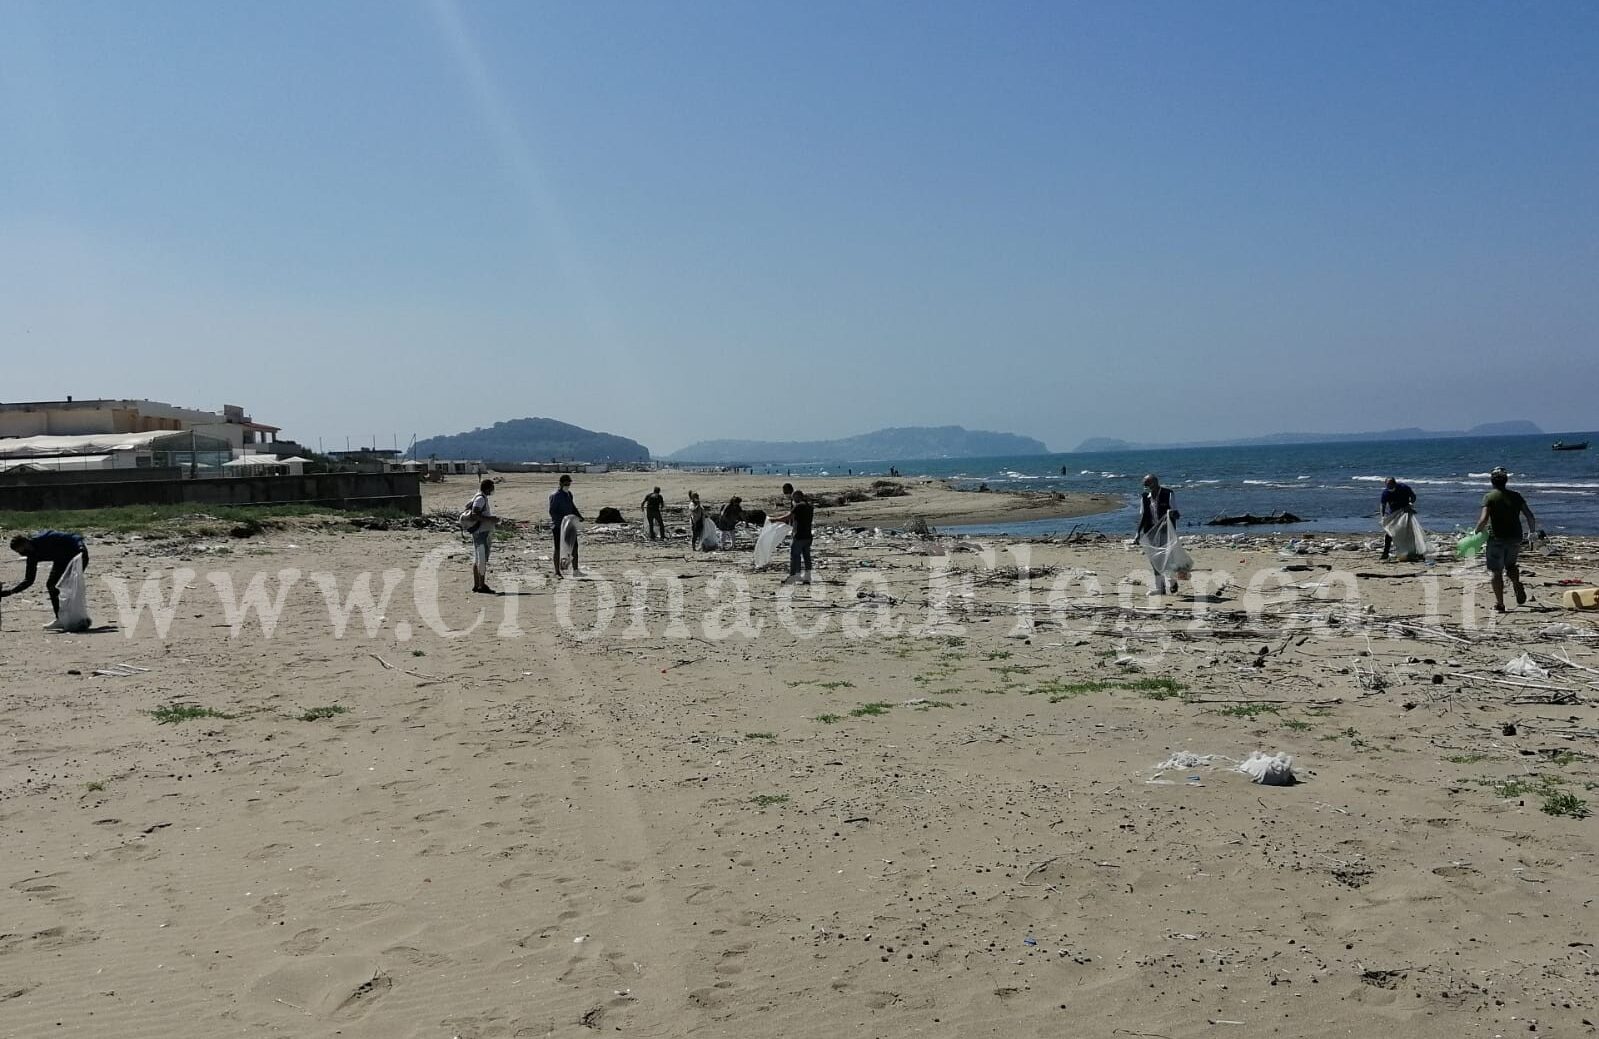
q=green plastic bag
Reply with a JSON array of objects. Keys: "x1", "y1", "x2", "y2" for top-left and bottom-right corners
[{"x1": 1455, "y1": 530, "x2": 1487, "y2": 559}]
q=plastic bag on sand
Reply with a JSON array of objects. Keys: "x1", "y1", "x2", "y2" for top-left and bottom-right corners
[
  {"x1": 561, "y1": 516, "x2": 580, "y2": 554},
  {"x1": 1238, "y1": 752, "x2": 1296, "y2": 786},
  {"x1": 1381, "y1": 511, "x2": 1430, "y2": 558},
  {"x1": 1139, "y1": 517, "x2": 1193, "y2": 579},
  {"x1": 55, "y1": 555, "x2": 91, "y2": 633},
  {"x1": 752, "y1": 521, "x2": 790, "y2": 569},
  {"x1": 699, "y1": 521, "x2": 723, "y2": 552},
  {"x1": 1156, "y1": 752, "x2": 1213, "y2": 770},
  {"x1": 1504, "y1": 652, "x2": 1549, "y2": 679}
]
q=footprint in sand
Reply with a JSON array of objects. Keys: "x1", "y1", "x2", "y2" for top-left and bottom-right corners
[
  {"x1": 330, "y1": 973, "x2": 393, "y2": 1020},
  {"x1": 278, "y1": 928, "x2": 326, "y2": 955}
]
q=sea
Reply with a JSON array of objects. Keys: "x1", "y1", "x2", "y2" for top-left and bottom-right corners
[{"x1": 757, "y1": 432, "x2": 1599, "y2": 537}]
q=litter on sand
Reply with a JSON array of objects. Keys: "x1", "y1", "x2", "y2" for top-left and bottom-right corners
[
  {"x1": 1156, "y1": 752, "x2": 1215, "y2": 770},
  {"x1": 1539, "y1": 623, "x2": 1592, "y2": 638},
  {"x1": 1503, "y1": 653, "x2": 1550, "y2": 680},
  {"x1": 1238, "y1": 752, "x2": 1296, "y2": 786},
  {"x1": 93, "y1": 664, "x2": 151, "y2": 678}
]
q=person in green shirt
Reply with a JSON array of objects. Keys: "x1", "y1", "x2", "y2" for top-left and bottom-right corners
[{"x1": 1473, "y1": 467, "x2": 1537, "y2": 613}]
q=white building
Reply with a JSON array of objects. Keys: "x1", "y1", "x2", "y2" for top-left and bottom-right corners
[{"x1": 0, "y1": 398, "x2": 284, "y2": 452}]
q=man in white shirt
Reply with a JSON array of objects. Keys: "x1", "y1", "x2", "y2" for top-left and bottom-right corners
[{"x1": 465, "y1": 479, "x2": 499, "y2": 593}]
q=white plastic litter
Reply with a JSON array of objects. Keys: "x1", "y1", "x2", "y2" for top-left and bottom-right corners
[
  {"x1": 558, "y1": 516, "x2": 581, "y2": 568},
  {"x1": 1381, "y1": 511, "x2": 1430, "y2": 559},
  {"x1": 699, "y1": 521, "x2": 723, "y2": 552},
  {"x1": 1139, "y1": 516, "x2": 1194, "y2": 579},
  {"x1": 55, "y1": 555, "x2": 92, "y2": 633},
  {"x1": 752, "y1": 521, "x2": 790, "y2": 569},
  {"x1": 1156, "y1": 752, "x2": 1214, "y2": 770},
  {"x1": 1238, "y1": 752, "x2": 1296, "y2": 786},
  {"x1": 1503, "y1": 653, "x2": 1549, "y2": 679},
  {"x1": 1539, "y1": 623, "x2": 1592, "y2": 638}
]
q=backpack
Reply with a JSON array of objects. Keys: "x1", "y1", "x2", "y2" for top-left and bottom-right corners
[{"x1": 459, "y1": 496, "x2": 482, "y2": 532}]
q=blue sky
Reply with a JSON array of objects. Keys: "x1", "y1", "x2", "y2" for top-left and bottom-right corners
[{"x1": 2, "y1": 1, "x2": 1596, "y2": 454}]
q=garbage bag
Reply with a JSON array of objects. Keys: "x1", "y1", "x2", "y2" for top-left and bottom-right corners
[
  {"x1": 560, "y1": 516, "x2": 580, "y2": 560},
  {"x1": 1139, "y1": 517, "x2": 1193, "y2": 579},
  {"x1": 699, "y1": 519, "x2": 723, "y2": 552},
  {"x1": 1381, "y1": 511, "x2": 1430, "y2": 559},
  {"x1": 56, "y1": 555, "x2": 92, "y2": 633},
  {"x1": 1454, "y1": 530, "x2": 1487, "y2": 559},
  {"x1": 752, "y1": 521, "x2": 790, "y2": 569}
]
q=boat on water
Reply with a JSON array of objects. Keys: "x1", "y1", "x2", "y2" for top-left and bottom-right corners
[{"x1": 1552, "y1": 440, "x2": 1589, "y2": 451}]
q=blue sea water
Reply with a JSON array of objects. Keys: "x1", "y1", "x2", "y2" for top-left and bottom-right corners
[{"x1": 762, "y1": 433, "x2": 1599, "y2": 536}]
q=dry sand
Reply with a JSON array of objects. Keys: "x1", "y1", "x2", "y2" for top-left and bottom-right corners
[{"x1": 2, "y1": 476, "x2": 1597, "y2": 1038}]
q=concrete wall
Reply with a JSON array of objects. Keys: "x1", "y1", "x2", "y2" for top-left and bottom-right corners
[{"x1": 0, "y1": 471, "x2": 423, "y2": 515}]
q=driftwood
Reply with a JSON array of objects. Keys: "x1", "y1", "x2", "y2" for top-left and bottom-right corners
[{"x1": 1207, "y1": 512, "x2": 1306, "y2": 527}]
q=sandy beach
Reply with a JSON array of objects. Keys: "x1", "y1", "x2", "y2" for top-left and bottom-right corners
[{"x1": 2, "y1": 477, "x2": 1596, "y2": 1038}]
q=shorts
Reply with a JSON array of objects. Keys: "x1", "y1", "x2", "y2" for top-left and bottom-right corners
[
  {"x1": 472, "y1": 529, "x2": 492, "y2": 567},
  {"x1": 1484, "y1": 537, "x2": 1519, "y2": 575}
]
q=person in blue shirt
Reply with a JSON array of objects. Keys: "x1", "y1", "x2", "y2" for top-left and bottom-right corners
[
  {"x1": 2, "y1": 530, "x2": 89, "y2": 625},
  {"x1": 549, "y1": 474, "x2": 585, "y2": 578},
  {"x1": 1379, "y1": 478, "x2": 1418, "y2": 561}
]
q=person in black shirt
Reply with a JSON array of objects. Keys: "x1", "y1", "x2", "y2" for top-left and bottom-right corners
[
  {"x1": 773, "y1": 490, "x2": 814, "y2": 585},
  {"x1": 1135, "y1": 474, "x2": 1180, "y2": 595},
  {"x1": 641, "y1": 486, "x2": 666, "y2": 540},
  {"x1": 1378, "y1": 477, "x2": 1417, "y2": 561},
  {"x1": 2, "y1": 530, "x2": 89, "y2": 624}
]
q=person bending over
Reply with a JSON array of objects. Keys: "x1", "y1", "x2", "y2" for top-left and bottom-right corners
[{"x1": 2, "y1": 530, "x2": 89, "y2": 628}]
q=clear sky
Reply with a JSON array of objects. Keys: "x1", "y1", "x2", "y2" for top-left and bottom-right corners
[{"x1": 3, "y1": 1, "x2": 1596, "y2": 455}]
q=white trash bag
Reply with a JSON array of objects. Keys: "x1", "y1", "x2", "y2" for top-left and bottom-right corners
[
  {"x1": 699, "y1": 520, "x2": 723, "y2": 552},
  {"x1": 752, "y1": 521, "x2": 790, "y2": 569},
  {"x1": 1381, "y1": 511, "x2": 1430, "y2": 559},
  {"x1": 560, "y1": 516, "x2": 580, "y2": 563},
  {"x1": 55, "y1": 555, "x2": 92, "y2": 633},
  {"x1": 1139, "y1": 516, "x2": 1193, "y2": 580},
  {"x1": 1238, "y1": 751, "x2": 1296, "y2": 786},
  {"x1": 1503, "y1": 652, "x2": 1549, "y2": 680}
]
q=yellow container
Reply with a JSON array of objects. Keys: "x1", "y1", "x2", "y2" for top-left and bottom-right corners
[{"x1": 1561, "y1": 587, "x2": 1599, "y2": 610}]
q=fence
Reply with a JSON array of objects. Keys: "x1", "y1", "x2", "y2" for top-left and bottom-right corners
[{"x1": 0, "y1": 472, "x2": 424, "y2": 515}]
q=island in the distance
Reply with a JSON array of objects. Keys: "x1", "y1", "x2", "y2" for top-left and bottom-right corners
[
  {"x1": 1076, "y1": 421, "x2": 1543, "y2": 452},
  {"x1": 667, "y1": 426, "x2": 1049, "y2": 465},
  {"x1": 414, "y1": 418, "x2": 651, "y2": 463}
]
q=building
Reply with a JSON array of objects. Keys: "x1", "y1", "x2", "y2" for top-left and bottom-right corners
[
  {"x1": 0, "y1": 430, "x2": 234, "y2": 474},
  {"x1": 0, "y1": 398, "x2": 286, "y2": 452}
]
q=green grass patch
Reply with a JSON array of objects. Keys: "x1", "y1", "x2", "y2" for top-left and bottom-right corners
[
  {"x1": 150, "y1": 703, "x2": 235, "y2": 725},
  {"x1": 817, "y1": 681, "x2": 855, "y2": 692},
  {"x1": 744, "y1": 732, "x2": 776, "y2": 740},
  {"x1": 1320, "y1": 726, "x2": 1367, "y2": 748},
  {"x1": 1445, "y1": 753, "x2": 1493, "y2": 765},
  {"x1": 0, "y1": 503, "x2": 410, "y2": 536},
  {"x1": 1282, "y1": 718, "x2": 1313, "y2": 732},
  {"x1": 1215, "y1": 703, "x2": 1280, "y2": 719},
  {"x1": 814, "y1": 713, "x2": 843, "y2": 725},
  {"x1": 984, "y1": 650, "x2": 1012, "y2": 661},
  {"x1": 749, "y1": 793, "x2": 790, "y2": 808},
  {"x1": 298, "y1": 705, "x2": 349, "y2": 722},
  {"x1": 410, "y1": 648, "x2": 426, "y2": 658},
  {"x1": 85, "y1": 780, "x2": 106, "y2": 792},
  {"x1": 1545, "y1": 750, "x2": 1580, "y2": 768},
  {"x1": 1540, "y1": 791, "x2": 1590, "y2": 819},
  {"x1": 1029, "y1": 676, "x2": 1188, "y2": 704},
  {"x1": 849, "y1": 702, "x2": 894, "y2": 717}
]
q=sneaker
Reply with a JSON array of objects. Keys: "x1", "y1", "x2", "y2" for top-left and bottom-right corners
[
  {"x1": 43, "y1": 619, "x2": 65, "y2": 631},
  {"x1": 1169, "y1": 583, "x2": 1180, "y2": 595},
  {"x1": 780, "y1": 575, "x2": 798, "y2": 586},
  {"x1": 476, "y1": 585, "x2": 497, "y2": 595},
  {"x1": 1494, "y1": 602, "x2": 1507, "y2": 614},
  {"x1": 1514, "y1": 584, "x2": 1528, "y2": 606}
]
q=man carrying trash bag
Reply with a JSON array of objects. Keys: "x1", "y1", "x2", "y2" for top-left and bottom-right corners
[
  {"x1": 1378, "y1": 477, "x2": 1419, "y2": 561},
  {"x1": 1135, "y1": 475, "x2": 1187, "y2": 596},
  {"x1": 2, "y1": 530, "x2": 89, "y2": 630}
]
